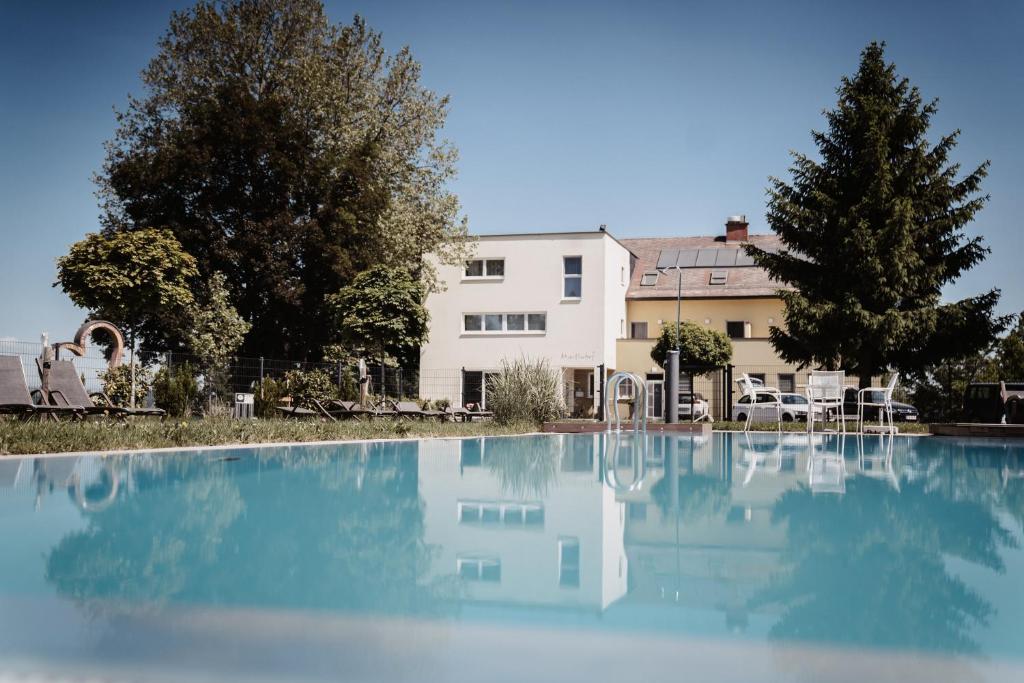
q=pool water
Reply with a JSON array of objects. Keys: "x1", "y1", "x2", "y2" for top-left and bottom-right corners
[{"x1": 1, "y1": 432, "x2": 1023, "y2": 683}]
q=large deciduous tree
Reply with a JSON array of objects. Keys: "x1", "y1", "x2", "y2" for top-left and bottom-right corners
[
  {"x1": 748, "y1": 42, "x2": 1009, "y2": 387},
  {"x1": 97, "y1": 0, "x2": 469, "y2": 359}
]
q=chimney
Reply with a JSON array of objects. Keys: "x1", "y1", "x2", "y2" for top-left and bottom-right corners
[{"x1": 725, "y1": 215, "x2": 748, "y2": 242}]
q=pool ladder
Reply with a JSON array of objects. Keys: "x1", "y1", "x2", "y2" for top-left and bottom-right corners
[{"x1": 602, "y1": 372, "x2": 649, "y2": 492}]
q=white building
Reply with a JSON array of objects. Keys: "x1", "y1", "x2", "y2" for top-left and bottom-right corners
[{"x1": 420, "y1": 229, "x2": 633, "y2": 415}]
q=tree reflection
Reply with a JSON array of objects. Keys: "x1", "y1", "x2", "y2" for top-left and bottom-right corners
[
  {"x1": 486, "y1": 436, "x2": 561, "y2": 499},
  {"x1": 752, "y1": 473, "x2": 1016, "y2": 654},
  {"x1": 650, "y1": 473, "x2": 731, "y2": 523},
  {"x1": 45, "y1": 444, "x2": 456, "y2": 619}
]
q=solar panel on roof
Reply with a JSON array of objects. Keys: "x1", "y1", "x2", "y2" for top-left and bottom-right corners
[
  {"x1": 694, "y1": 249, "x2": 717, "y2": 267},
  {"x1": 715, "y1": 250, "x2": 738, "y2": 267},
  {"x1": 676, "y1": 249, "x2": 698, "y2": 268},
  {"x1": 656, "y1": 250, "x2": 680, "y2": 269},
  {"x1": 734, "y1": 250, "x2": 756, "y2": 266}
]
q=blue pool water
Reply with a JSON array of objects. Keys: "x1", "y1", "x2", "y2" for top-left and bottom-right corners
[{"x1": 1, "y1": 432, "x2": 1023, "y2": 682}]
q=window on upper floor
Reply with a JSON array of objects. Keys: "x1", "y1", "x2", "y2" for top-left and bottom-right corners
[
  {"x1": 463, "y1": 312, "x2": 546, "y2": 334},
  {"x1": 778, "y1": 374, "x2": 796, "y2": 393},
  {"x1": 726, "y1": 321, "x2": 748, "y2": 339},
  {"x1": 640, "y1": 272, "x2": 658, "y2": 286},
  {"x1": 563, "y1": 256, "x2": 582, "y2": 298},
  {"x1": 630, "y1": 322, "x2": 648, "y2": 339},
  {"x1": 464, "y1": 258, "x2": 505, "y2": 279}
]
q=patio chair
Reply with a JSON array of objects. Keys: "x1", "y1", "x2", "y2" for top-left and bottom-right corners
[
  {"x1": 37, "y1": 358, "x2": 165, "y2": 420},
  {"x1": 461, "y1": 403, "x2": 494, "y2": 421},
  {"x1": 1002, "y1": 382, "x2": 1024, "y2": 424},
  {"x1": 276, "y1": 397, "x2": 336, "y2": 421},
  {"x1": 806, "y1": 370, "x2": 846, "y2": 434},
  {"x1": 736, "y1": 432, "x2": 783, "y2": 486},
  {"x1": 857, "y1": 373, "x2": 899, "y2": 434},
  {"x1": 735, "y1": 374, "x2": 781, "y2": 432},
  {"x1": 325, "y1": 399, "x2": 375, "y2": 420},
  {"x1": 807, "y1": 433, "x2": 847, "y2": 495},
  {"x1": 1, "y1": 355, "x2": 82, "y2": 421},
  {"x1": 391, "y1": 400, "x2": 447, "y2": 421}
]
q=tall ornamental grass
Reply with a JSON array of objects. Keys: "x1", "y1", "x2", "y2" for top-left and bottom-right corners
[{"x1": 487, "y1": 358, "x2": 566, "y2": 425}]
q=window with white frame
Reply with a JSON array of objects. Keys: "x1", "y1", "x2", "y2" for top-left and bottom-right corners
[
  {"x1": 464, "y1": 258, "x2": 505, "y2": 279},
  {"x1": 457, "y1": 555, "x2": 501, "y2": 582},
  {"x1": 563, "y1": 256, "x2": 582, "y2": 298},
  {"x1": 463, "y1": 312, "x2": 546, "y2": 334},
  {"x1": 458, "y1": 500, "x2": 544, "y2": 527}
]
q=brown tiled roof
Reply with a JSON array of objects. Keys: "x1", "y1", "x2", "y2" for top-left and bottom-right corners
[{"x1": 621, "y1": 234, "x2": 789, "y2": 299}]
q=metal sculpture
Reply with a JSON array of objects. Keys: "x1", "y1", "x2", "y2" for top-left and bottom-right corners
[{"x1": 53, "y1": 320, "x2": 125, "y2": 368}]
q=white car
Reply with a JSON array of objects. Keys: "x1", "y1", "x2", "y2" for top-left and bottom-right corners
[{"x1": 732, "y1": 392, "x2": 822, "y2": 423}]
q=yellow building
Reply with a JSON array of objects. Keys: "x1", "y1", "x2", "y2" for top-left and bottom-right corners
[{"x1": 614, "y1": 217, "x2": 810, "y2": 420}]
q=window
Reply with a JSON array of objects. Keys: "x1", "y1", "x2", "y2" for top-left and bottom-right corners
[
  {"x1": 726, "y1": 321, "x2": 747, "y2": 339},
  {"x1": 558, "y1": 538, "x2": 580, "y2": 588},
  {"x1": 620, "y1": 266, "x2": 626, "y2": 285},
  {"x1": 563, "y1": 256, "x2": 582, "y2": 298},
  {"x1": 457, "y1": 556, "x2": 501, "y2": 582},
  {"x1": 709, "y1": 270, "x2": 728, "y2": 285},
  {"x1": 640, "y1": 272, "x2": 658, "y2": 286},
  {"x1": 458, "y1": 501, "x2": 545, "y2": 528},
  {"x1": 782, "y1": 394, "x2": 807, "y2": 405},
  {"x1": 749, "y1": 373, "x2": 766, "y2": 385},
  {"x1": 464, "y1": 258, "x2": 505, "y2": 279},
  {"x1": 630, "y1": 322, "x2": 648, "y2": 339},
  {"x1": 778, "y1": 373, "x2": 796, "y2": 393},
  {"x1": 463, "y1": 313, "x2": 546, "y2": 334},
  {"x1": 462, "y1": 371, "x2": 498, "y2": 409}
]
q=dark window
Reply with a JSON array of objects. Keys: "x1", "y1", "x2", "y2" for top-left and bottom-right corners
[
  {"x1": 464, "y1": 314, "x2": 482, "y2": 332},
  {"x1": 485, "y1": 259, "x2": 504, "y2": 276},
  {"x1": 778, "y1": 374, "x2": 795, "y2": 393},
  {"x1": 630, "y1": 322, "x2": 648, "y2": 339},
  {"x1": 726, "y1": 321, "x2": 746, "y2": 339},
  {"x1": 749, "y1": 373, "x2": 766, "y2": 384},
  {"x1": 463, "y1": 371, "x2": 484, "y2": 407},
  {"x1": 465, "y1": 260, "x2": 484, "y2": 277}
]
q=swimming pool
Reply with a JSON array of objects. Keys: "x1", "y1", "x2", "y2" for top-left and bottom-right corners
[{"x1": 1, "y1": 432, "x2": 1023, "y2": 682}]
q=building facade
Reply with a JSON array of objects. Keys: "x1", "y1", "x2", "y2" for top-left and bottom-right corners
[{"x1": 420, "y1": 217, "x2": 808, "y2": 419}]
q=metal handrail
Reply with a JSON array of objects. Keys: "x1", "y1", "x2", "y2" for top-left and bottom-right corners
[
  {"x1": 602, "y1": 432, "x2": 648, "y2": 492},
  {"x1": 605, "y1": 371, "x2": 648, "y2": 433}
]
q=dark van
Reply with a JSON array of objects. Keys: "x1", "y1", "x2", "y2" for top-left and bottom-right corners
[{"x1": 963, "y1": 382, "x2": 1024, "y2": 423}]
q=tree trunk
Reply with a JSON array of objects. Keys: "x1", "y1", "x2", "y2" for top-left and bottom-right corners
[{"x1": 130, "y1": 331, "x2": 137, "y2": 409}]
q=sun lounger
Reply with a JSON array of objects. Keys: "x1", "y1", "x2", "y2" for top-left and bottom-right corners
[
  {"x1": 276, "y1": 397, "x2": 336, "y2": 421},
  {"x1": 36, "y1": 358, "x2": 164, "y2": 420},
  {"x1": 392, "y1": 400, "x2": 447, "y2": 421},
  {"x1": 461, "y1": 403, "x2": 494, "y2": 421},
  {"x1": 325, "y1": 400, "x2": 375, "y2": 420},
  {"x1": 1, "y1": 355, "x2": 82, "y2": 421}
]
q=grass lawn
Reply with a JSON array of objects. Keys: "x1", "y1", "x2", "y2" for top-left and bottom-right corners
[{"x1": 0, "y1": 417, "x2": 537, "y2": 456}]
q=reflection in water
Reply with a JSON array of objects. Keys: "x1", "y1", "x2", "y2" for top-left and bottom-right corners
[{"x1": 1, "y1": 433, "x2": 1023, "y2": 674}]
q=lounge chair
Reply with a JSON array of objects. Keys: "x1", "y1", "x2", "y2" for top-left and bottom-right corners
[
  {"x1": 392, "y1": 400, "x2": 447, "y2": 421},
  {"x1": 36, "y1": 358, "x2": 164, "y2": 420},
  {"x1": 325, "y1": 400, "x2": 375, "y2": 420},
  {"x1": 1, "y1": 355, "x2": 82, "y2": 421},
  {"x1": 461, "y1": 403, "x2": 494, "y2": 421},
  {"x1": 276, "y1": 397, "x2": 336, "y2": 421}
]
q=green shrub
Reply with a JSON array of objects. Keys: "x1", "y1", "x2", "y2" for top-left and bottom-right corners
[
  {"x1": 153, "y1": 363, "x2": 200, "y2": 417},
  {"x1": 253, "y1": 377, "x2": 288, "y2": 418},
  {"x1": 99, "y1": 363, "x2": 153, "y2": 407},
  {"x1": 487, "y1": 357, "x2": 566, "y2": 425},
  {"x1": 433, "y1": 398, "x2": 451, "y2": 411},
  {"x1": 283, "y1": 368, "x2": 337, "y2": 403}
]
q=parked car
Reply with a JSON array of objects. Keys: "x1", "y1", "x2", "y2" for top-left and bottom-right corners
[
  {"x1": 732, "y1": 393, "x2": 820, "y2": 423},
  {"x1": 963, "y1": 382, "x2": 1024, "y2": 423},
  {"x1": 839, "y1": 387, "x2": 919, "y2": 423},
  {"x1": 677, "y1": 392, "x2": 709, "y2": 420}
]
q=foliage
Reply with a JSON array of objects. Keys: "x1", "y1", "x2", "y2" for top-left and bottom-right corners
[
  {"x1": 650, "y1": 321, "x2": 733, "y2": 373},
  {"x1": 751, "y1": 475, "x2": 1014, "y2": 653},
  {"x1": 487, "y1": 357, "x2": 566, "y2": 425},
  {"x1": 487, "y1": 436, "x2": 560, "y2": 498},
  {"x1": 253, "y1": 377, "x2": 289, "y2": 418},
  {"x1": 748, "y1": 42, "x2": 1009, "y2": 388},
  {"x1": 55, "y1": 229, "x2": 199, "y2": 358},
  {"x1": 0, "y1": 417, "x2": 536, "y2": 456},
  {"x1": 651, "y1": 473, "x2": 732, "y2": 521},
  {"x1": 96, "y1": 1, "x2": 469, "y2": 359},
  {"x1": 328, "y1": 265, "x2": 429, "y2": 368},
  {"x1": 99, "y1": 363, "x2": 153, "y2": 407},
  {"x1": 153, "y1": 362, "x2": 201, "y2": 417},
  {"x1": 183, "y1": 272, "x2": 251, "y2": 385},
  {"x1": 283, "y1": 368, "x2": 337, "y2": 403},
  {"x1": 432, "y1": 398, "x2": 451, "y2": 411}
]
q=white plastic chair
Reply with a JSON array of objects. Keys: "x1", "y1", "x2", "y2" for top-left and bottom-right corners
[
  {"x1": 805, "y1": 370, "x2": 846, "y2": 434},
  {"x1": 857, "y1": 373, "x2": 899, "y2": 434},
  {"x1": 736, "y1": 374, "x2": 782, "y2": 432}
]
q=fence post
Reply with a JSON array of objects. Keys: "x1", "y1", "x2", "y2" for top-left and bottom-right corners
[
  {"x1": 337, "y1": 360, "x2": 343, "y2": 393},
  {"x1": 398, "y1": 368, "x2": 403, "y2": 400}
]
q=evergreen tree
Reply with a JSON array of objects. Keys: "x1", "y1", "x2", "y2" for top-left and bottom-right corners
[{"x1": 749, "y1": 42, "x2": 1009, "y2": 386}]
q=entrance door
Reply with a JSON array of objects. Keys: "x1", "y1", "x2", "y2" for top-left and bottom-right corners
[{"x1": 647, "y1": 380, "x2": 664, "y2": 419}]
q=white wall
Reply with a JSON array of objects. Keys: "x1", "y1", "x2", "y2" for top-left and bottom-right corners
[{"x1": 420, "y1": 232, "x2": 631, "y2": 401}]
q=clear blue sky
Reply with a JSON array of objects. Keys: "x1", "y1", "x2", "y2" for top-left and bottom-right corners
[{"x1": 1, "y1": 0, "x2": 1022, "y2": 343}]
